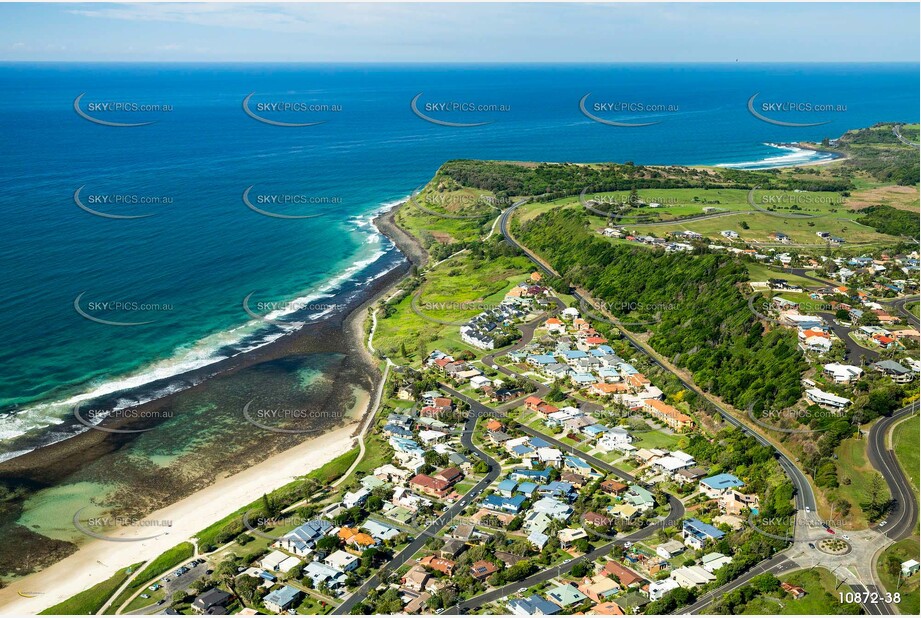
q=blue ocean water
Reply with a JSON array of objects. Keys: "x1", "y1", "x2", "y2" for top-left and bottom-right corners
[{"x1": 0, "y1": 63, "x2": 917, "y2": 455}]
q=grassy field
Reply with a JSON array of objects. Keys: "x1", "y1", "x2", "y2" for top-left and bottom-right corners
[
  {"x1": 372, "y1": 250, "x2": 533, "y2": 364},
  {"x1": 745, "y1": 263, "x2": 823, "y2": 288},
  {"x1": 831, "y1": 436, "x2": 891, "y2": 527},
  {"x1": 735, "y1": 568, "x2": 862, "y2": 615},
  {"x1": 892, "y1": 415, "x2": 920, "y2": 494},
  {"x1": 519, "y1": 187, "x2": 900, "y2": 246},
  {"x1": 630, "y1": 430, "x2": 682, "y2": 451},
  {"x1": 105, "y1": 542, "x2": 194, "y2": 613},
  {"x1": 39, "y1": 562, "x2": 142, "y2": 615},
  {"x1": 877, "y1": 537, "x2": 920, "y2": 616}
]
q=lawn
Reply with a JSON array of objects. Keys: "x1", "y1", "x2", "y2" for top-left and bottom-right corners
[
  {"x1": 39, "y1": 562, "x2": 142, "y2": 615},
  {"x1": 831, "y1": 436, "x2": 891, "y2": 527},
  {"x1": 372, "y1": 248, "x2": 534, "y2": 365},
  {"x1": 892, "y1": 415, "x2": 920, "y2": 494},
  {"x1": 745, "y1": 263, "x2": 822, "y2": 288},
  {"x1": 877, "y1": 537, "x2": 921, "y2": 616},
  {"x1": 630, "y1": 430, "x2": 682, "y2": 451},
  {"x1": 738, "y1": 568, "x2": 862, "y2": 615}
]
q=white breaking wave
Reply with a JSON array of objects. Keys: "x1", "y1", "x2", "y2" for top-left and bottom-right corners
[
  {"x1": 715, "y1": 143, "x2": 836, "y2": 170},
  {"x1": 0, "y1": 195, "x2": 409, "y2": 459}
]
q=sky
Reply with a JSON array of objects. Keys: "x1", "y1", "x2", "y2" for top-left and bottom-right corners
[{"x1": 0, "y1": 2, "x2": 918, "y2": 63}]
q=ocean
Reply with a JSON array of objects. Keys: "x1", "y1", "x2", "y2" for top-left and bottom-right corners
[{"x1": 0, "y1": 62, "x2": 918, "y2": 459}]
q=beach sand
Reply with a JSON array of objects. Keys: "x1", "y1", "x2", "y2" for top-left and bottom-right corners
[
  {"x1": 0, "y1": 200, "x2": 421, "y2": 614},
  {"x1": 0, "y1": 420, "x2": 360, "y2": 614}
]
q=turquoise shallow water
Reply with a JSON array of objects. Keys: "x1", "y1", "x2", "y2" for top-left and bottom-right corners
[{"x1": 0, "y1": 62, "x2": 917, "y2": 457}]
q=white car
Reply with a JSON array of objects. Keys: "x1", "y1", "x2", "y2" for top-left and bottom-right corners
[
  {"x1": 880, "y1": 521, "x2": 888, "y2": 528},
  {"x1": 842, "y1": 535, "x2": 850, "y2": 540},
  {"x1": 805, "y1": 506, "x2": 810, "y2": 513}
]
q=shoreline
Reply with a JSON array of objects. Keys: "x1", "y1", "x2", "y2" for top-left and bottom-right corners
[
  {"x1": 0, "y1": 422, "x2": 360, "y2": 614},
  {"x1": 0, "y1": 197, "x2": 424, "y2": 613}
]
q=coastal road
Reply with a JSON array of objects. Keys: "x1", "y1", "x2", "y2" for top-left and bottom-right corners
[
  {"x1": 893, "y1": 124, "x2": 920, "y2": 148},
  {"x1": 332, "y1": 403, "x2": 501, "y2": 615},
  {"x1": 867, "y1": 402, "x2": 919, "y2": 541},
  {"x1": 497, "y1": 200, "x2": 818, "y2": 514}
]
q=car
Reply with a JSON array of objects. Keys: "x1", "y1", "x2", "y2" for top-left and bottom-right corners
[
  {"x1": 805, "y1": 506, "x2": 810, "y2": 513},
  {"x1": 164, "y1": 578, "x2": 171, "y2": 583},
  {"x1": 623, "y1": 541, "x2": 632, "y2": 548},
  {"x1": 140, "y1": 594, "x2": 150, "y2": 599},
  {"x1": 826, "y1": 528, "x2": 835, "y2": 534},
  {"x1": 148, "y1": 584, "x2": 161, "y2": 591},
  {"x1": 842, "y1": 535, "x2": 850, "y2": 540},
  {"x1": 518, "y1": 588, "x2": 527, "y2": 594},
  {"x1": 808, "y1": 542, "x2": 816, "y2": 549},
  {"x1": 880, "y1": 521, "x2": 888, "y2": 528},
  {"x1": 156, "y1": 600, "x2": 165, "y2": 606}
]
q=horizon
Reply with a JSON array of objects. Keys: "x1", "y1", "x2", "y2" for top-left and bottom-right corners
[{"x1": 1, "y1": 2, "x2": 918, "y2": 63}]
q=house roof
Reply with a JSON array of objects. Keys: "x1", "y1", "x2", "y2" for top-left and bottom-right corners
[{"x1": 700, "y1": 473, "x2": 744, "y2": 490}]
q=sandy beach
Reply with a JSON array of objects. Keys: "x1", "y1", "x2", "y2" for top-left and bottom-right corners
[
  {"x1": 0, "y1": 420, "x2": 360, "y2": 614},
  {"x1": 0, "y1": 200, "x2": 419, "y2": 615}
]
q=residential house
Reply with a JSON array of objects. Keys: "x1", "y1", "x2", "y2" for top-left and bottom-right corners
[
  {"x1": 699, "y1": 473, "x2": 745, "y2": 499},
  {"x1": 191, "y1": 589, "x2": 231, "y2": 614},
  {"x1": 672, "y1": 565, "x2": 716, "y2": 588},
  {"x1": 642, "y1": 399, "x2": 694, "y2": 431},
  {"x1": 682, "y1": 518, "x2": 725, "y2": 550},
  {"x1": 263, "y1": 586, "x2": 302, "y2": 614},
  {"x1": 470, "y1": 560, "x2": 499, "y2": 581},
  {"x1": 545, "y1": 583, "x2": 588, "y2": 609}
]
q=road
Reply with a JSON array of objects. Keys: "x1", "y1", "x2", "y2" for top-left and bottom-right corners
[
  {"x1": 893, "y1": 124, "x2": 920, "y2": 148},
  {"x1": 498, "y1": 201, "x2": 818, "y2": 513},
  {"x1": 867, "y1": 402, "x2": 919, "y2": 542},
  {"x1": 441, "y1": 382, "x2": 685, "y2": 614},
  {"x1": 891, "y1": 295, "x2": 920, "y2": 328},
  {"x1": 332, "y1": 404, "x2": 502, "y2": 615}
]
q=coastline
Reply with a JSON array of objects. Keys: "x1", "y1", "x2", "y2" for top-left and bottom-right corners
[
  {"x1": 0, "y1": 423, "x2": 360, "y2": 614},
  {"x1": 0, "y1": 196, "x2": 425, "y2": 612}
]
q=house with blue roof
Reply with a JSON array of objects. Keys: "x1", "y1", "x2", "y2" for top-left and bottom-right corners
[
  {"x1": 537, "y1": 481, "x2": 575, "y2": 500},
  {"x1": 597, "y1": 367, "x2": 621, "y2": 381},
  {"x1": 508, "y1": 593, "x2": 560, "y2": 616},
  {"x1": 617, "y1": 362, "x2": 639, "y2": 375},
  {"x1": 699, "y1": 473, "x2": 744, "y2": 499},
  {"x1": 570, "y1": 372, "x2": 596, "y2": 386},
  {"x1": 264, "y1": 585, "x2": 303, "y2": 613},
  {"x1": 511, "y1": 444, "x2": 535, "y2": 457},
  {"x1": 276, "y1": 519, "x2": 334, "y2": 556},
  {"x1": 582, "y1": 424, "x2": 610, "y2": 439},
  {"x1": 683, "y1": 518, "x2": 726, "y2": 550},
  {"x1": 529, "y1": 437, "x2": 552, "y2": 449},
  {"x1": 482, "y1": 494, "x2": 527, "y2": 514},
  {"x1": 517, "y1": 481, "x2": 539, "y2": 496},
  {"x1": 564, "y1": 455, "x2": 593, "y2": 474},
  {"x1": 562, "y1": 350, "x2": 589, "y2": 362},
  {"x1": 383, "y1": 424, "x2": 413, "y2": 438},
  {"x1": 497, "y1": 479, "x2": 518, "y2": 497},
  {"x1": 527, "y1": 354, "x2": 557, "y2": 367}
]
